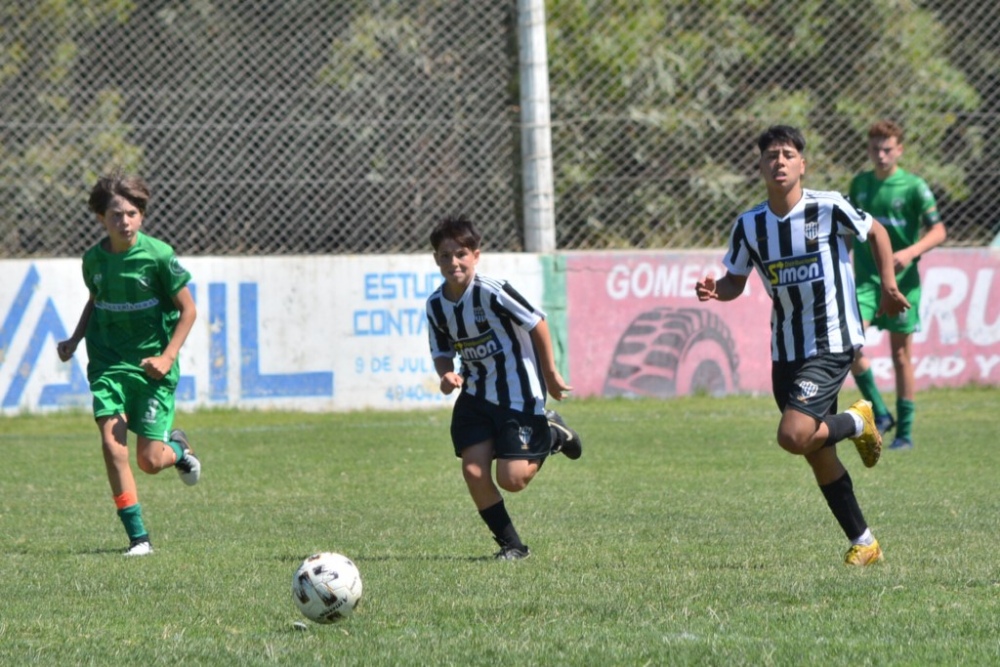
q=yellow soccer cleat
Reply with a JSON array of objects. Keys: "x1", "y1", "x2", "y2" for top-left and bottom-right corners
[
  {"x1": 847, "y1": 400, "x2": 882, "y2": 468},
  {"x1": 844, "y1": 539, "x2": 884, "y2": 566}
]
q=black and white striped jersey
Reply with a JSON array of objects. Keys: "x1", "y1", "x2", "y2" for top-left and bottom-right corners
[
  {"x1": 426, "y1": 274, "x2": 547, "y2": 414},
  {"x1": 723, "y1": 189, "x2": 873, "y2": 362}
]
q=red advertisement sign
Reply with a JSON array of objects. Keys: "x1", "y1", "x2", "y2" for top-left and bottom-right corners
[{"x1": 565, "y1": 249, "x2": 1000, "y2": 398}]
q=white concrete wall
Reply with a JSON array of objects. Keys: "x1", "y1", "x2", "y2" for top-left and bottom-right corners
[{"x1": 0, "y1": 254, "x2": 545, "y2": 414}]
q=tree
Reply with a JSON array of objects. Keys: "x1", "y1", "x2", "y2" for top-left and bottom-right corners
[
  {"x1": 545, "y1": 0, "x2": 980, "y2": 248},
  {"x1": 0, "y1": 1, "x2": 142, "y2": 255}
]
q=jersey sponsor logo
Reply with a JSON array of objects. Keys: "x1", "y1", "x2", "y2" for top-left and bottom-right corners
[
  {"x1": 94, "y1": 298, "x2": 160, "y2": 312},
  {"x1": 765, "y1": 252, "x2": 824, "y2": 287},
  {"x1": 454, "y1": 330, "x2": 501, "y2": 361}
]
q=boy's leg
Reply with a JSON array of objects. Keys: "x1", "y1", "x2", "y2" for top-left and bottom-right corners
[
  {"x1": 546, "y1": 410, "x2": 583, "y2": 459},
  {"x1": 135, "y1": 432, "x2": 201, "y2": 485},
  {"x1": 133, "y1": 382, "x2": 201, "y2": 484},
  {"x1": 806, "y1": 447, "x2": 883, "y2": 566},
  {"x1": 852, "y1": 350, "x2": 894, "y2": 434},
  {"x1": 461, "y1": 442, "x2": 529, "y2": 559},
  {"x1": 890, "y1": 331, "x2": 916, "y2": 449},
  {"x1": 99, "y1": 416, "x2": 152, "y2": 555}
]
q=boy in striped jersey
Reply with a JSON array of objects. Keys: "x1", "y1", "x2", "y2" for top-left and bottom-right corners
[
  {"x1": 426, "y1": 216, "x2": 582, "y2": 560},
  {"x1": 57, "y1": 171, "x2": 201, "y2": 556},
  {"x1": 849, "y1": 120, "x2": 948, "y2": 451},
  {"x1": 696, "y1": 126, "x2": 910, "y2": 566}
]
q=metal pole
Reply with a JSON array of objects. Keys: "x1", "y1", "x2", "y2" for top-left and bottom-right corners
[{"x1": 518, "y1": 0, "x2": 556, "y2": 252}]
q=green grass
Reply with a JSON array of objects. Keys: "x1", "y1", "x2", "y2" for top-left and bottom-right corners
[{"x1": 2, "y1": 387, "x2": 998, "y2": 665}]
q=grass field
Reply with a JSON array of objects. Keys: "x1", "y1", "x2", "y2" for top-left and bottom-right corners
[{"x1": 2, "y1": 387, "x2": 998, "y2": 665}]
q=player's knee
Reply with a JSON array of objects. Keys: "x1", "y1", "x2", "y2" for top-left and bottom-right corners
[
  {"x1": 462, "y1": 462, "x2": 489, "y2": 487},
  {"x1": 496, "y1": 475, "x2": 530, "y2": 493},
  {"x1": 135, "y1": 452, "x2": 160, "y2": 474},
  {"x1": 776, "y1": 429, "x2": 809, "y2": 456}
]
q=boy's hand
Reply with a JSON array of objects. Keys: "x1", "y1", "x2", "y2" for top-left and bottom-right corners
[
  {"x1": 140, "y1": 354, "x2": 174, "y2": 380},
  {"x1": 695, "y1": 275, "x2": 718, "y2": 301},
  {"x1": 439, "y1": 371, "x2": 463, "y2": 395},
  {"x1": 56, "y1": 338, "x2": 78, "y2": 362},
  {"x1": 545, "y1": 369, "x2": 573, "y2": 401},
  {"x1": 876, "y1": 284, "x2": 911, "y2": 318}
]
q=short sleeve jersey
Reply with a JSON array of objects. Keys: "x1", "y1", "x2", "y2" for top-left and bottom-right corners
[
  {"x1": 723, "y1": 189, "x2": 872, "y2": 363},
  {"x1": 81, "y1": 232, "x2": 192, "y2": 382},
  {"x1": 426, "y1": 274, "x2": 547, "y2": 414},
  {"x1": 850, "y1": 167, "x2": 940, "y2": 285}
]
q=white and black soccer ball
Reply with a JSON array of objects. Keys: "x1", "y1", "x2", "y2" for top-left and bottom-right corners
[{"x1": 291, "y1": 552, "x2": 363, "y2": 623}]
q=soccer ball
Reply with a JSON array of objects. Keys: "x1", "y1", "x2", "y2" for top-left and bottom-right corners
[{"x1": 291, "y1": 552, "x2": 363, "y2": 623}]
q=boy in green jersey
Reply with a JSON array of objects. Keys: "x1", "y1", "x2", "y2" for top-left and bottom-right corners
[
  {"x1": 57, "y1": 170, "x2": 201, "y2": 556},
  {"x1": 849, "y1": 120, "x2": 948, "y2": 451}
]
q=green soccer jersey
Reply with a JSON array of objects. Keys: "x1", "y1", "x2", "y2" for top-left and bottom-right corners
[
  {"x1": 81, "y1": 232, "x2": 192, "y2": 384},
  {"x1": 850, "y1": 167, "x2": 940, "y2": 285}
]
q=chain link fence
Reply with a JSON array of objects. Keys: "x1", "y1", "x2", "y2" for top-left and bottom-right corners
[{"x1": 2, "y1": 0, "x2": 999, "y2": 258}]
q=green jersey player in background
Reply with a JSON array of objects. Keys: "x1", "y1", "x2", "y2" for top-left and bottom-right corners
[
  {"x1": 57, "y1": 171, "x2": 201, "y2": 556},
  {"x1": 849, "y1": 120, "x2": 948, "y2": 451}
]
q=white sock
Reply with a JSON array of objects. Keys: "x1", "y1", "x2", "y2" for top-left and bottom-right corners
[
  {"x1": 846, "y1": 410, "x2": 864, "y2": 437},
  {"x1": 851, "y1": 528, "x2": 874, "y2": 546}
]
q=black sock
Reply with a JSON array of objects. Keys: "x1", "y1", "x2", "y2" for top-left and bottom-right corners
[
  {"x1": 478, "y1": 500, "x2": 523, "y2": 548},
  {"x1": 822, "y1": 412, "x2": 856, "y2": 447},
  {"x1": 819, "y1": 471, "x2": 868, "y2": 541}
]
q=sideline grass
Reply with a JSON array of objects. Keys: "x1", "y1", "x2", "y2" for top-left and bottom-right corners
[{"x1": 1, "y1": 387, "x2": 998, "y2": 665}]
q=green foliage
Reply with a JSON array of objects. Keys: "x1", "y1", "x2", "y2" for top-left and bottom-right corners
[
  {"x1": 0, "y1": 0, "x2": 141, "y2": 253},
  {"x1": 2, "y1": 388, "x2": 998, "y2": 665},
  {"x1": 547, "y1": 0, "x2": 982, "y2": 247}
]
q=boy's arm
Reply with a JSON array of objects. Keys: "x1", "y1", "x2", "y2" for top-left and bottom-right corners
[
  {"x1": 895, "y1": 221, "x2": 946, "y2": 271},
  {"x1": 530, "y1": 319, "x2": 572, "y2": 401},
  {"x1": 434, "y1": 355, "x2": 463, "y2": 395},
  {"x1": 56, "y1": 296, "x2": 95, "y2": 361},
  {"x1": 866, "y1": 218, "x2": 911, "y2": 317},
  {"x1": 140, "y1": 285, "x2": 197, "y2": 380},
  {"x1": 695, "y1": 272, "x2": 748, "y2": 302}
]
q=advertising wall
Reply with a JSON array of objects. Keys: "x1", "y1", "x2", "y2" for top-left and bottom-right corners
[
  {"x1": 0, "y1": 254, "x2": 545, "y2": 414},
  {"x1": 564, "y1": 248, "x2": 1000, "y2": 399},
  {"x1": 2, "y1": 248, "x2": 996, "y2": 415}
]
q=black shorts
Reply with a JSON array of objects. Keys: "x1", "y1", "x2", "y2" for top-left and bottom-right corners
[
  {"x1": 771, "y1": 350, "x2": 855, "y2": 420},
  {"x1": 450, "y1": 392, "x2": 551, "y2": 460}
]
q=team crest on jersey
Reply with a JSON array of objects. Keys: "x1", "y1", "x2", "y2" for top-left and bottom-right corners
[
  {"x1": 94, "y1": 273, "x2": 103, "y2": 286},
  {"x1": 804, "y1": 220, "x2": 819, "y2": 241},
  {"x1": 473, "y1": 307, "x2": 487, "y2": 324},
  {"x1": 169, "y1": 257, "x2": 187, "y2": 276},
  {"x1": 765, "y1": 252, "x2": 824, "y2": 287},
  {"x1": 518, "y1": 426, "x2": 533, "y2": 449},
  {"x1": 137, "y1": 274, "x2": 151, "y2": 291},
  {"x1": 454, "y1": 331, "x2": 501, "y2": 361},
  {"x1": 795, "y1": 380, "x2": 819, "y2": 402}
]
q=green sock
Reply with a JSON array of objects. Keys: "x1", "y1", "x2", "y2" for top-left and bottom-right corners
[
  {"x1": 117, "y1": 504, "x2": 148, "y2": 542},
  {"x1": 896, "y1": 398, "x2": 915, "y2": 441},
  {"x1": 853, "y1": 368, "x2": 889, "y2": 417},
  {"x1": 167, "y1": 439, "x2": 185, "y2": 464}
]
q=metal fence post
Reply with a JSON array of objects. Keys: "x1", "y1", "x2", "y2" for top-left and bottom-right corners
[{"x1": 518, "y1": 0, "x2": 556, "y2": 252}]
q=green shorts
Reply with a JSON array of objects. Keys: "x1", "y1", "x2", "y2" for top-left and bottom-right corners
[
  {"x1": 856, "y1": 271, "x2": 921, "y2": 334},
  {"x1": 90, "y1": 370, "x2": 176, "y2": 442}
]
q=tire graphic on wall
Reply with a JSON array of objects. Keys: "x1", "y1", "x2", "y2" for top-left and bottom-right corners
[{"x1": 603, "y1": 307, "x2": 740, "y2": 398}]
